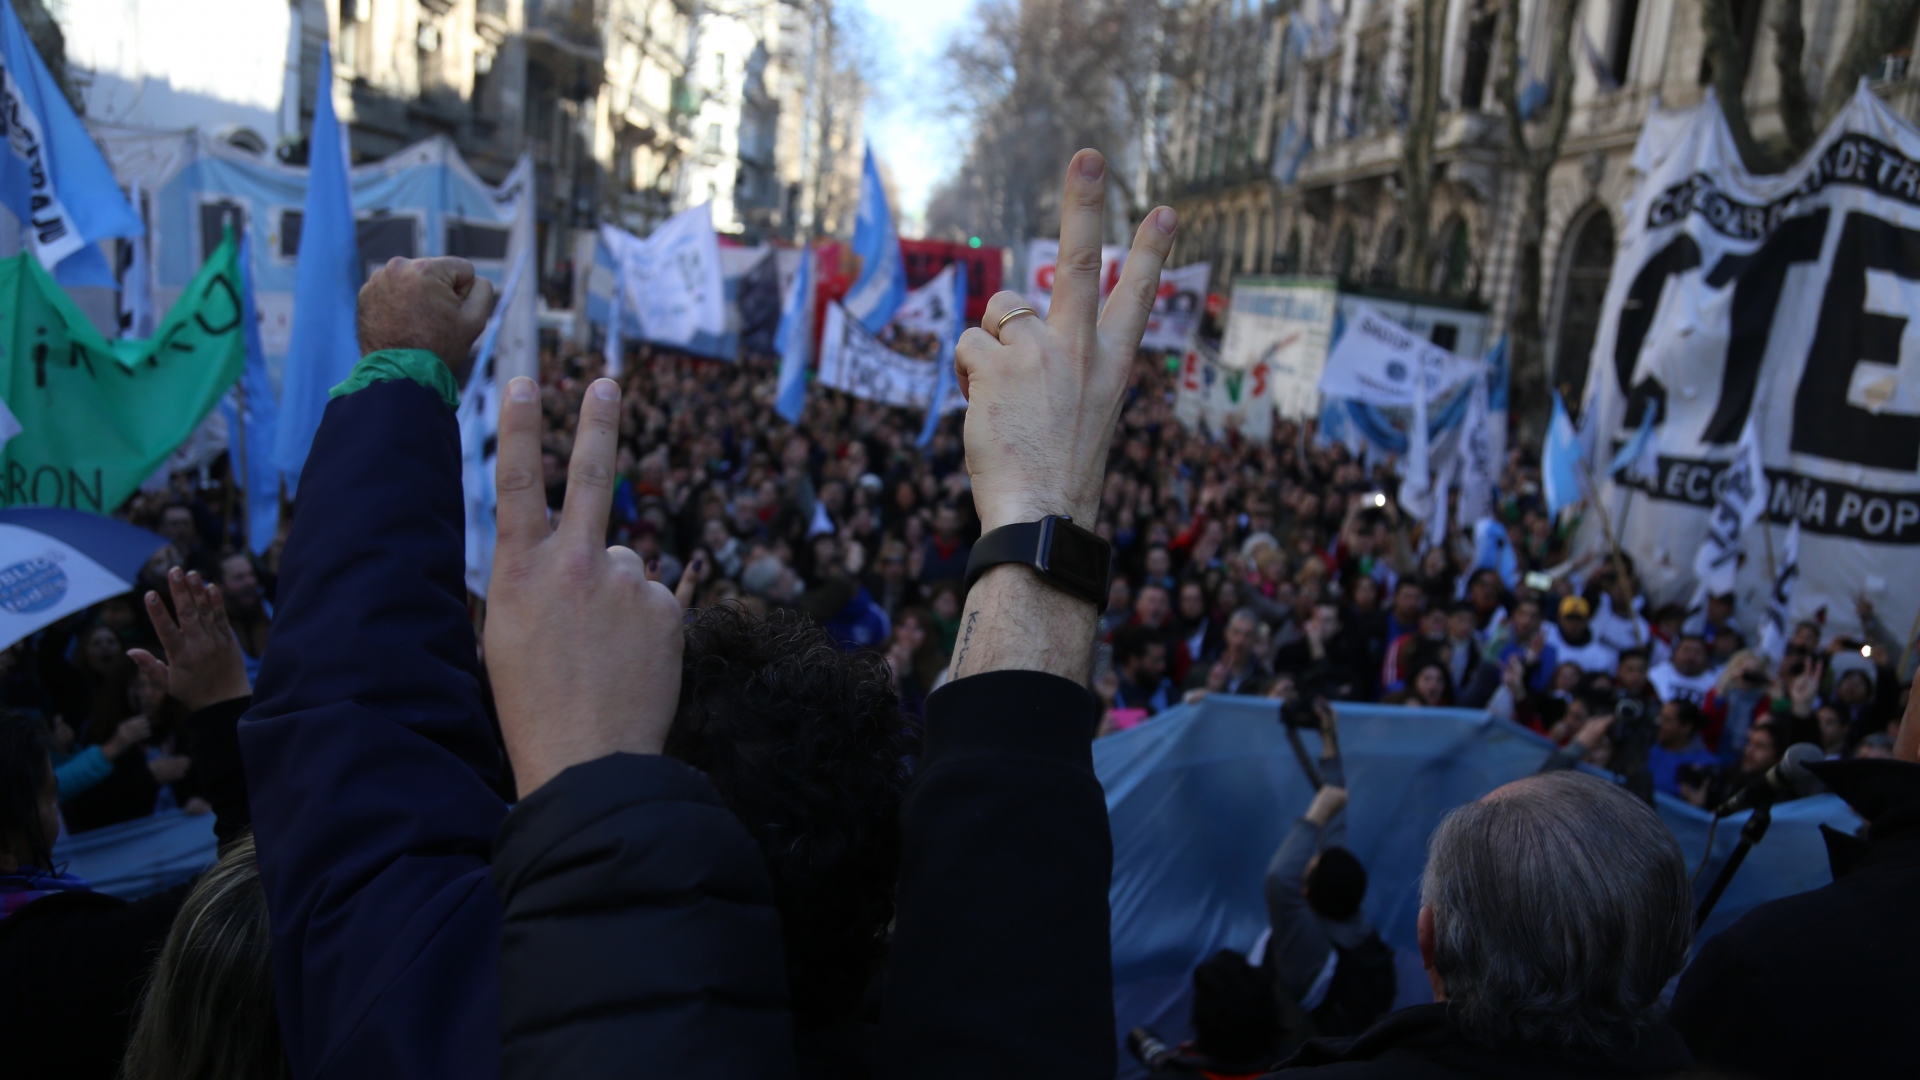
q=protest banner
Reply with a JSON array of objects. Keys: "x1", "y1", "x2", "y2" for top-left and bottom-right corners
[
  {"x1": 1, "y1": 235, "x2": 246, "y2": 512},
  {"x1": 605, "y1": 204, "x2": 728, "y2": 349},
  {"x1": 1024, "y1": 238, "x2": 1129, "y2": 317},
  {"x1": 816, "y1": 302, "x2": 963, "y2": 413},
  {"x1": 1217, "y1": 276, "x2": 1337, "y2": 417},
  {"x1": 1579, "y1": 83, "x2": 1920, "y2": 641},
  {"x1": 1140, "y1": 262, "x2": 1209, "y2": 351},
  {"x1": 1175, "y1": 340, "x2": 1272, "y2": 440}
]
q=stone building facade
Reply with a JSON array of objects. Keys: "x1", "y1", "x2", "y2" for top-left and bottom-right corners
[{"x1": 1164, "y1": 0, "x2": 1920, "y2": 402}]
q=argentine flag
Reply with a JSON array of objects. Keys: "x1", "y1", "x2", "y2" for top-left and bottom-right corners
[
  {"x1": 774, "y1": 245, "x2": 815, "y2": 424},
  {"x1": 842, "y1": 146, "x2": 907, "y2": 334},
  {"x1": 0, "y1": 1, "x2": 142, "y2": 286},
  {"x1": 918, "y1": 260, "x2": 968, "y2": 447},
  {"x1": 1542, "y1": 392, "x2": 1586, "y2": 517}
]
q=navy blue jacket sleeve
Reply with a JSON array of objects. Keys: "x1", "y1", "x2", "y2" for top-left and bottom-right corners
[
  {"x1": 491, "y1": 753, "x2": 797, "y2": 1080},
  {"x1": 239, "y1": 376, "x2": 506, "y2": 1080},
  {"x1": 876, "y1": 669, "x2": 1115, "y2": 1080}
]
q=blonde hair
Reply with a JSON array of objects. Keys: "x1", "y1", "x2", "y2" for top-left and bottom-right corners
[{"x1": 123, "y1": 833, "x2": 288, "y2": 1080}]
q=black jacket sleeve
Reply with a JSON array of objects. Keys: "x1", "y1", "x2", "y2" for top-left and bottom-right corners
[
  {"x1": 181, "y1": 695, "x2": 253, "y2": 847},
  {"x1": 491, "y1": 752, "x2": 797, "y2": 1080},
  {"x1": 876, "y1": 670, "x2": 1114, "y2": 1080}
]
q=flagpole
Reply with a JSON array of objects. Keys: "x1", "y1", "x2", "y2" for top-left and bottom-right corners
[
  {"x1": 1759, "y1": 514, "x2": 1777, "y2": 585},
  {"x1": 1579, "y1": 468, "x2": 1633, "y2": 592},
  {"x1": 234, "y1": 379, "x2": 249, "y2": 554}
]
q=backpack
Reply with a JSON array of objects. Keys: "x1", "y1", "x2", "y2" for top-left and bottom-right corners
[{"x1": 1308, "y1": 932, "x2": 1397, "y2": 1038}]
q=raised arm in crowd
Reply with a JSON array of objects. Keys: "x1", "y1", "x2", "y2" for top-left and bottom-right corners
[{"x1": 232, "y1": 149, "x2": 1177, "y2": 1080}]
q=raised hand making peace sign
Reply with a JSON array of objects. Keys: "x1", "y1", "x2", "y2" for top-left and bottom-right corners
[
  {"x1": 947, "y1": 149, "x2": 1176, "y2": 680},
  {"x1": 485, "y1": 375, "x2": 685, "y2": 797}
]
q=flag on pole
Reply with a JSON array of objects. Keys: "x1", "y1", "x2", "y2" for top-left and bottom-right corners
[
  {"x1": 602, "y1": 271, "x2": 624, "y2": 377},
  {"x1": 774, "y1": 245, "x2": 815, "y2": 424},
  {"x1": 1, "y1": 235, "x2": 247, "y2": 512},
  {"x1": 1608, "y1": 398, "x2": 1660, "y2": 484},
  {"x1": 1542, "y1": 391, "x2": 1585, "y2": 517},
  {"x1": 1690, "y1": 418, "x2": 1769, "y2": 600},
  {"x1": 919, "y1": 260, "x2": 968, "y2": 447},
  {"x1": 272, "y1": 44, "x2": 360, "y2": 493},
  {"x1": 1758, "y1": 520, "x2": 1801, "y2": 660},
  {"x1": 457, "y1": 250, "x2": 530, "y2": 598},
  {"x1": 117, "y1": 182, "x2": 154, "y2": 339},
  {"x1": 843, "y1": 146, "x2": 907, "y2": 334},
  {"x1": 0, "y1": 0, "x2": 143, "y2": 286},
  {"x1": 221, "y1": 235, "x2": 280, "y2": 554}
]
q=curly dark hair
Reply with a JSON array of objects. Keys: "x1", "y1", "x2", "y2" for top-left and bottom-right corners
[
  {"x1": 0, "y1": 709, "x2": 54, "y2": 872},
  {"x1": 666, "y1": 603, "x2": 919, "y2": 1028}
]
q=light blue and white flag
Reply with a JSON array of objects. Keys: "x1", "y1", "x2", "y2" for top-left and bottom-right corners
[
  {"x1": 843, "y1": 145, "x2": 907, "y2": 334},
  {"x1": 457, "y1": 249, "x2": 529, "y2": 598},
  {"x1": 774, "y1": 245, "x2": 815, "y2": 424},
  {"x1": 0, "y1": 0, "x2": 142, "y2": 286},
  {"x1": 919, "y1": 260, "x2": 968, "y2": 448},
  {"x1": 1607, "y1": 398, "x2": 1660, "y2": 484},
  {"x1": 1543, "y1": 391, "x2": 1586, "y2": 517},
  {"x1": 221, "y1": 235, "x2": 280, "y2": 555},
  {"x1": 272, "y1": 44, "x2": 361, "y2": 493},
  {"x1": 602, "y1": 269, "x2": 624, "y2": 377},
  {"x1": 1272, "y1": 118, "x2": 1312, "y2": 186}
]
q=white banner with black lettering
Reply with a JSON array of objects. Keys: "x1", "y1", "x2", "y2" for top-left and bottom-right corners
[
  {"x1": 1581, "y1": 83, "x2": 1920, "y2": 643},
  {"x1": 1024, "y1": 238, "x2": 1128, "y2": 318},
  {"x1": 817, "y1": 302, "x2": 964, "y2": 412}
]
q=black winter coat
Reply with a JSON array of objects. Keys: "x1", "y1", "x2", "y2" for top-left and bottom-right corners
[
  {"x1": 0, "y1": 696, "x2": 253, "y2": 1080},
  {"x1": 492, "y1": 669, "x2": 1114, "y2": 1080},
  {"x1": 1267, "y1": 1004, "x2": 1694, "y2": 1078},
  {"x1": 1670, "y1": 758, "x2": 1920, "y2": 1080}
]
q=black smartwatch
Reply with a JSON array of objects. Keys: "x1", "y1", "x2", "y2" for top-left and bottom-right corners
[{"x1": 963, "y1": 515, "x2": 1112, "y2": 608}]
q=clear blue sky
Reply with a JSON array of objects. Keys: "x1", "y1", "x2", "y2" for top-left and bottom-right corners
[{"x1": 860, "y1": 0, "x2": 974, "y2": 235}]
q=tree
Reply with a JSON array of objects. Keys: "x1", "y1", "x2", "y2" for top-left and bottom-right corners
[
  {"x1": 1400, "y1": 0, "x2": 1446, "y2": 289},
  {"x1": 1498, "y1": 0, "x2": 1580, "y2": 442},
  {"x1": 1706, "y1": 0, "x2": 1920, "y2": 170}
]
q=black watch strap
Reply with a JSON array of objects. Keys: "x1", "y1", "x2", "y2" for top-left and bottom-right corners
[{"x1": 963, "y1": 515, "x2": 1112, "y2": 608}]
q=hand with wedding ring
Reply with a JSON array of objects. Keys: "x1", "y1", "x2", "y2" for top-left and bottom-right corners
[
  {"x1": 959, "y1": 150, "x2": 1176, "y2": 535},
  {"x1": 945, "y1": 149, "x2": 1176, "y2": 682}
]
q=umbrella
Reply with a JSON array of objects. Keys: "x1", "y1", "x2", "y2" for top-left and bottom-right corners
[{"x1": 0, "y1": 507, "x2": 167, "y2": 651}]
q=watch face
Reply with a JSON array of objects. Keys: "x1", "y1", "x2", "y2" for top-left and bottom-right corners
[{"x1": 1041, "y1": 518, "x2": 1112, "y2": 601}]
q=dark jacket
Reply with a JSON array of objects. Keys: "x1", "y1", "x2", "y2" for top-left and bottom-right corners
[
  {"x1": 239, "y1": 373, "x2": 510, "y2": 1080},
  {"x1": 0, "y1": 696, "x2": 253, "y2": 1080},
  {"x1": 1268, "y1": 1003, "x2": 1694, "y2": 1078},
  {"x1": 1669, "y1": 758, "x2": 1920, "y2": 1080},
  {"x1": 492, "y1": 753, "x2": 795, "y2": 1079},
  {"x1": 236, "y1": 366, "x2": 801, "y2": 1080},
  {"x1": 493, "y1": 667, "x2": 1115, "y2": 1080}
]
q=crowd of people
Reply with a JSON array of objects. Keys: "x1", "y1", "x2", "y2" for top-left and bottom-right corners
[{"x1": 0, "y1": 149, "x2": 1916, "y2": 1080}]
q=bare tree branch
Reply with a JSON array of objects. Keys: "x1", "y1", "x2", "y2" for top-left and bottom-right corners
[
  {"x1": 1817, "y1": 0, "x2": 1920, "y2": 122},
  {"x1": 1772, "y1": 0, "x2": 1817, "y2": 153}
]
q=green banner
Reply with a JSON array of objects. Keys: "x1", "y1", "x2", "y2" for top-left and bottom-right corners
[{"x1": 1, "y1": 235, "x2": 246, "y2": 512}]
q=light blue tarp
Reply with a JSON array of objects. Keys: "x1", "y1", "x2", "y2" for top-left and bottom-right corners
[
  {"x1": 1095, "y1": 694, "x2": 1860, "y2": 1075},
  {"x1": 53, "y1": 808, "x2": 217, "y2": 900}
]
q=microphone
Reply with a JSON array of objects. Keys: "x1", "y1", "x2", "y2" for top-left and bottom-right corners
[{"x1": 1715, "y1": 742, "x2": 1824, "y2": 817}]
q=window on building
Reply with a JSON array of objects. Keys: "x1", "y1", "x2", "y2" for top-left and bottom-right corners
[
  {"x1": 714, "y1": 52, "x2": 727, "y2": 83},
  {"x1": 446, "y1": 221, "x2": 511, "y2": 261},
  {"x1": 1332, "y1": 225, "x2": 1355, "y2": 279},
  {"x1": 1430, "y1": 215, "x2": 1473, "y2": 295},
  {"x1": 1552, "y1": 209, "x2": 1617, "y2": 399},
  {"x1": 705, "y1": 123, "x2": 722, "y2": 153},
  {"x1": 1460, "y1": 2, "x2": 1497, "y2": 110},
  {"x1": 199, "y1": 199, "x2": 247, "y2": 264},
  {"x1": 341, "y1": 0, "x2": 365, "y2": 71},
  {"x1": 357, "y1": 214, "x2": 420, "y2": 283},
  {"x1": 1607, "y1": 0, "x2": 1641, "y2": 86},
  {"x1": 1370, "y1": 222, "x2": 1404, "y2": 286}
]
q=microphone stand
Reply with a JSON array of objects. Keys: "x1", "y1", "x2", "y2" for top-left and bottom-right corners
[{"x1": 1693, "y1": 800, "x2": 1773, "y2": 931}]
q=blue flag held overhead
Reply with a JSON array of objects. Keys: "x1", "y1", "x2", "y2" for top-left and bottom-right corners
[
  {"x1": 1608, "y1": 398, "x2": 1660, "y2": 483},
  {"x1": 273, "y1": 43, "x2": 361, "y2": 492},
  {"x1": 1542, "y1": 391, "x2": 1586, "y2": 516},
  {"x1": 919, "y1": 260, "x2": 967, "y2": 447},
  {"x1": 774, "y1": 246, "x2": 815, "y2": 424},
  {"x1": 221, "y1": 236, "x2": 281, "y2": 555},
  {"x1": 0, "y1": 0, "x2": 142, "y2": 286},
  {"x1": 842, "y1": 146, "x2": 907, "y2": 334}
]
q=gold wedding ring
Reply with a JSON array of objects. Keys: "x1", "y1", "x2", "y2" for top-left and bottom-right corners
[{"x1": 994, "y1": 307, "x2": 1038, "y2": 336}]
